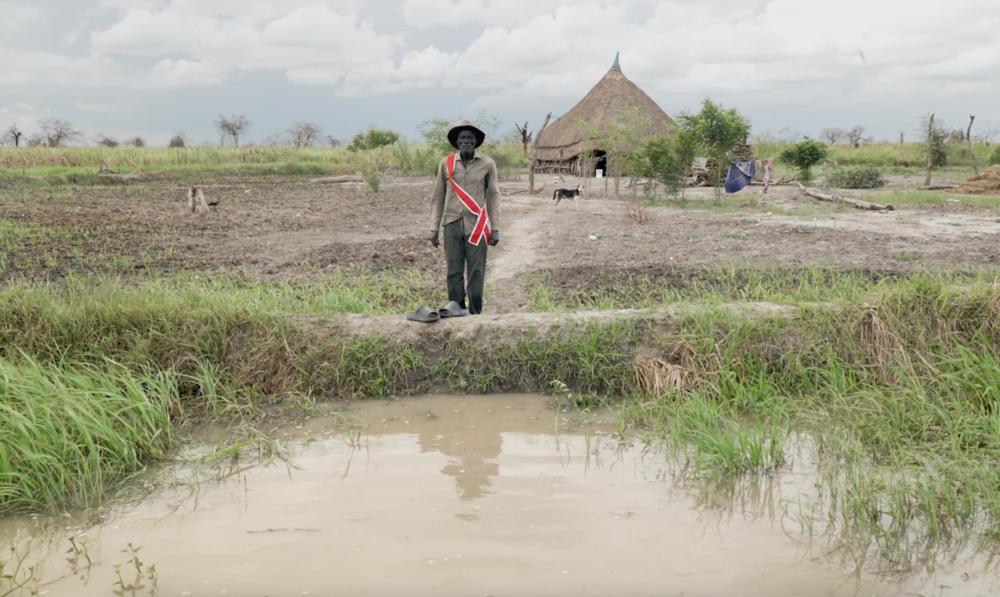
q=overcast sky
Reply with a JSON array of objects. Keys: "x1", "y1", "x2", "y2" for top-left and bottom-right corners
[{"x1": 2, "y1": 0, "x2": 999, "y2": 146}]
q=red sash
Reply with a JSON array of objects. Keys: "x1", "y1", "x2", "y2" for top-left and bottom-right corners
[{"x1": 446, "y1": 153, "x2": 491, "y2": 246}]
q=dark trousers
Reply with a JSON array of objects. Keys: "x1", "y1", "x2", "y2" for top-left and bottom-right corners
[{"x1": 443, "y1": 219, "x2": 488, "y2": 314}]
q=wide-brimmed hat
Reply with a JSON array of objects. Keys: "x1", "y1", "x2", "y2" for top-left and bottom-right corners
[{"x1": 447, "y1": 120, "x2": 486, "y2": 149}]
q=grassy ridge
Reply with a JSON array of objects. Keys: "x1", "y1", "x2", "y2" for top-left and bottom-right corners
[{"x1": 0, "y1": 271, "x2": 998, "y2": 569}]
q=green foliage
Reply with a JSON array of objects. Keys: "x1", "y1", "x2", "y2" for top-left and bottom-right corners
[
  {"x1": 678, "y1": 99, "x2": 751, "y2": 195},
  {"x1": 389, "y1": 140, "x2": 438, "y2": 176},
  {"x1": 419, "y1": 118, "x2": 453, "y2": 157},
  {"x1": 825, "y1": 166, "x2": 886, "y2": 189},
  {"x1": 989, "y1": 146, "x2": 1000, "y2": 166},
  {"x1": 779, "y1": 139, "x2": 829, "y2": 182},
  {"x1": 0, "y1": 355, "x2": 177, "y2": 510},
  {"x1": 630, "y1": 128, "x2": 699, "y2": 196},
  {"x1": 348, "y1": 127, "x2": 400, "y2": 152},
  {"x1": 922, "y1": 115, "x2": 949, "y2": 168}
]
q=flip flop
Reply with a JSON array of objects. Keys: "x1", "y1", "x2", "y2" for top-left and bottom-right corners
[
  {"x1": 438, "y1": 300, "x2": 469, "y2": 318},
  {"x1": 406, "y1": 305, "x2": 440, "y2": 323}
]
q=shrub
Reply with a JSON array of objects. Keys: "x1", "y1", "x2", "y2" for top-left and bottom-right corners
[
  {"x1": 826, "y1": 167, "x2": 887, "y2": 189},
  {"x1": 780, "y1": 139, "x2": 828, "y2": 183},
  {"x1": 348, "y1": 127, "x2": 400, "y2": 151},
  {"x1": 990, "y1": 146, "x2": 1000, "y2": 166}
]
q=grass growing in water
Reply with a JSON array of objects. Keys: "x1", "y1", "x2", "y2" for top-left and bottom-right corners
[
  {"x1": 0, "y1": 356, "x2": 177, "y2": 510},
  {"x1": 620, "y1": 276, "x2": 1000, "y2": 569}
]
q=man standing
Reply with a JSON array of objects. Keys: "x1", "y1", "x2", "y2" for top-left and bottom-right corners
[{"x1": 428, "y1": 120, "x2": 500, "y2": 315}]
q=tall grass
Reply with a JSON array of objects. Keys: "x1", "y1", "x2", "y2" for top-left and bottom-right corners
[
  {"x1": 0, "y1": 356, "x2": 177, "y2": 510},
  {"x1": 0, "y1": 142, "x2": 531, "y2": 181}
]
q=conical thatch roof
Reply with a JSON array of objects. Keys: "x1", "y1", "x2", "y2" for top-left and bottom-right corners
[{"x1": 532, "y1": 55, "x2": 676, "y2": 162}]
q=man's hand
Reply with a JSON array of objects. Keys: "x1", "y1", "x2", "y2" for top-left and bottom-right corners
[
  {"x1": 429, "y1": 230, "x2": 439, "y2": 248},
  {"x1": 488, "y1": 230, "x2": 500, "y2": 246}
]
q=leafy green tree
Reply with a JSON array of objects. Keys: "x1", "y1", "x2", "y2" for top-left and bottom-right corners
[
  {"x1": 631, "y1": 127, "x2": 699, "y2": 198},
  {"x1": 678, "y1": 100, "x2": 751, "y2": 198},
  {"x1": 779, "y1": 139, "x2": 829, "y2": 183},
  {"x1": 419, "y1": 118, "x2": 453, "y2": 156},
  {"x1": 348, "y1": 127, "x2": 400, "y2": 151}
]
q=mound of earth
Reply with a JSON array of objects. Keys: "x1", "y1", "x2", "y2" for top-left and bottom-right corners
[{"x1": 958, "y1": 165, "x2": 1000, "y2": 194}]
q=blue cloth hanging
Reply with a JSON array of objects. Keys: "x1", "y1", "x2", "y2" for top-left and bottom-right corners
[{"x1": 724, "y1": 160, "x2": 756, "y2": 193}]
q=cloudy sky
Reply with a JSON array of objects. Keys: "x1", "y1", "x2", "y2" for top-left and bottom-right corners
[{"x1": 2, "y1": 0, "x2": 999, "y2": 146}]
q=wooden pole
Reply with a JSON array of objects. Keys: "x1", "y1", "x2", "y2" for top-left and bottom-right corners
[
  {"x1": 924, "y1": 113, "x2": 935, "y2": 187},
  {"x1": 528, "y1": 112, "x2": 552, "y2": 195},
  {"x1": 967, "y1": 114, "x2": 978, "y2": 176}
]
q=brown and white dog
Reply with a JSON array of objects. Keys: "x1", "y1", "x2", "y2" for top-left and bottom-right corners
[{"x1": 552, "y1": 184, "x2": 584, "y2": 207}]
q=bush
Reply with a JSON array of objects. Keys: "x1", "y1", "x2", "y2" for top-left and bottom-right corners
[
  {"x1": 348, "y1": 127, "x2": 400, "y2": 151},
  {"x1": 780, "y1": 139, "x2": 828, "y2": 182},
  {"x1": 990, "y1": 146, "x2": 1000, "y2": 166},
  {"x1": 826, "y1": 167, "x2": 886, "y2": 189}
]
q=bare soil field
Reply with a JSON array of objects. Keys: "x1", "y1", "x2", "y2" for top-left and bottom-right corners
[{"x1": 2, "y1": 174, "x2": 999, "y2": 307}]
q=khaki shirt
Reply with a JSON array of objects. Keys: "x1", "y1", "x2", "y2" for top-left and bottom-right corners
[{"x1": 429, "y1": 153, "x2": 501, "y2": 235}]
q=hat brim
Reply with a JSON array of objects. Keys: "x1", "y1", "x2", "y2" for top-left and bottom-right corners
[{"x1": 447, "y1": 125, "x2": 486, "y2": 150}]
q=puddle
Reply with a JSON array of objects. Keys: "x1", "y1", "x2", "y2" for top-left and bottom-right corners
[{"x1": 1, "y1": 395, "x2": 998, "y2": 596}]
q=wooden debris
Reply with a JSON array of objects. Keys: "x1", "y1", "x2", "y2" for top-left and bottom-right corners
[
  {"x1": 919, "y1": 185, "x2": 959, "y2": 191},
  {"x1": 187, "y1": 186, "x2": 212, "y2": 213},
  {"x1": 310, "y1": 175, "x2": 363, "y2": 184},
  {"x1": 796, "y1": 183, "x2": 893, "y2": 211}
]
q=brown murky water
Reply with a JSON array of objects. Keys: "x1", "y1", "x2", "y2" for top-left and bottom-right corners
[{"x1": 1, "y1": 395, "x2": 997, "y2": 596}]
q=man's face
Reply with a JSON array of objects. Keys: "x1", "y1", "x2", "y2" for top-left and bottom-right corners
[{"x1": 456, "y1": 130, "x2": 477, "y2": 153}]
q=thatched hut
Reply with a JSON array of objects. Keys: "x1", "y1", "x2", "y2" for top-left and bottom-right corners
[{"x1": 531, "y1": 54, "x2": 676, "y2": 177}]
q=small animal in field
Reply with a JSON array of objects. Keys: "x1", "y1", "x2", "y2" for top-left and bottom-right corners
[{"x1": 552, "y1": 184, "x2": 584, "y2": 207}]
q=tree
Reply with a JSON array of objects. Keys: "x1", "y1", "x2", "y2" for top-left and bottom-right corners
[
  {"x1": 214, "y1": 114, "x2": 250, "y2": 147},
  {"x1": 779, "y1": 139, "x2": 828, "y2": 183},
  {"x1": 348, "y1": 127, "x2": 399, "y2": 151},
  {"x1": 821, "y1": 128, "x2": 845, "y2": 144},
  {"x1": 95, "y1": 133, "x2": 119, "y2": 147},
  {"x1": 678, "y1": 99, "x2": 751, "y2": 198},
  {"x1": 39, "y1": 118, "x2": 80, "y2": 147},
  {"x1": 846, "y1": 126, "x2": 865, "y2": 148},
  {"x1": 168, "y1": 133, "x2": 186, "y2": 148},
  {"x1": 289, "y1": 121, "x2": 322, "y2": 148},
  {"x1": 125, "y1": 136, "x2": 145, "y2": 147},
  {"x1": 325, "y1": 135, "x2": 341, "y2": 148},
  {"x1": 977, "y1": 125, "x2": 999, "y2": 147},
  {"x1": 2, "y1": 123, "x2": 23, "y2": 147},
  {"x1": 631, "y1": 127, "x2": 699, "y2": 198},
  {"x1": 921, "y1": 114, "x2": 948, "y2": 169},
  {"x1": 419, "y1": 118, "x2": 452, "y2": 156},
  {"x1": 513, "y1": 122, "x2": 532, "y2": 155}
]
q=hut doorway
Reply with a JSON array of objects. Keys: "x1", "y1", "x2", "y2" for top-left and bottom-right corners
[{"x1": 592, "y1": 150, "x2": 607, "y2": 177}]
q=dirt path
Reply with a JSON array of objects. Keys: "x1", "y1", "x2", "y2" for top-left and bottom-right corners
[{"x1": 489, "y1": 196, "x2": 551, "y2": 281}]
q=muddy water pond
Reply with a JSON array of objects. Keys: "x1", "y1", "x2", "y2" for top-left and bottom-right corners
[{"x1": 2, "y1": 394, "x2": 997, "y2": 596}]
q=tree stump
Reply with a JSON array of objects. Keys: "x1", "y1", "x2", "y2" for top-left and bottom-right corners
[{"x1": 188, "y1": 187, "x2": 211, "y2": 214}]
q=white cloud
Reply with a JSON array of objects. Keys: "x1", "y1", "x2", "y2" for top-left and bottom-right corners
[
  {"x1": 149, "y1": 58, "x2": 227, "y2": 87},
  {"x1": 0, "y1": 48, "x2": 125, "y2": 88},
  {"x1": 6, "y1": 0, "x2": 1000, "y2": 139},
  {"x1": 90, "y1": 2, "x2": 400, "y2": 88},
  {"x1": 0, "y1": 1, "x2": 40, "y2": 32}
]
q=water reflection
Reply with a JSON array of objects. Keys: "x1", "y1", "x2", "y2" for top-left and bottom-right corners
[
  {"x1": 418, "y1": 427, "x2": 501, "y2": 501},
  {"x1": 1, "y1": 395, "x2": 999, "y2": 597}
]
